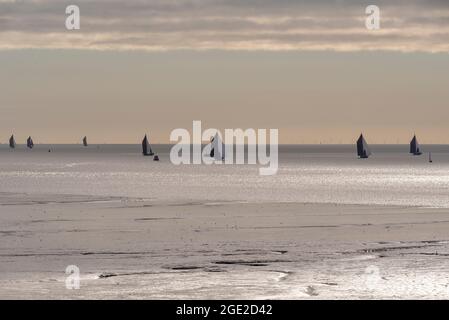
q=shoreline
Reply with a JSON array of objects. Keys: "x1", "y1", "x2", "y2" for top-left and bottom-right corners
[{"x1": 1, "y1": 190, "x2": 447, "y2": 209}]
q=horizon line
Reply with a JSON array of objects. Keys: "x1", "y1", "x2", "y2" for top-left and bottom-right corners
[{"x1": 3, "y1": 143, "x2": 449, "y2": 146}]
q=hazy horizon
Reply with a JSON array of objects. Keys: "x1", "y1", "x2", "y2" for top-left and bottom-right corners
[{"x1": 3, "y1": 142, "x2": 449, "y2": 147}]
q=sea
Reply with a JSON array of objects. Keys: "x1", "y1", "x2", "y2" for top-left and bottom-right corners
[{"x1": 1, "y1": 144, "x2": 449, "y2": 208}]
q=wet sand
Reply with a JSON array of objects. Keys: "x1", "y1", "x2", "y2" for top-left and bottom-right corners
[{"x1": 1, "y1": 192, "x2": 449, "y2": 299}]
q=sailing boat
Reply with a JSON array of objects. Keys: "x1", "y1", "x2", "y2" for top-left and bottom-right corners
[
  {"x1": 9, "y1": 135, "x2": 16, "y2": 149},
  {"x1": 429, "y1": 152, "x2": 433, "y2": 163},
  {"x1": 356, "y1": 134, "x2": 371, "y2": 159},
  {"x1": 210, "y1": 133, "x2": 225, "y2": 161},
  {"x1": 26, "y1": 136, "x2": 34, "y2": 149},
  {"x1": 409, "y1": 135, "x2": 422, "y2": 155},
  {"x1": 83, "y1": 136, "x2": 88, "y2": 147},
  {"x1": 142, "y1": 134, "x2": 154, "y2": 156}
]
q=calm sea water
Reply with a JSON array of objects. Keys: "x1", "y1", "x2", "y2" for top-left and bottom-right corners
[{"x1": 1, "y1": 144, "x2": 449, "y2": 208}]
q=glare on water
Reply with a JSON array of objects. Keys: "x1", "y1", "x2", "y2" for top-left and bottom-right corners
[{"x1": 1, "y1": 144, "x2": 449, "y2": 208}]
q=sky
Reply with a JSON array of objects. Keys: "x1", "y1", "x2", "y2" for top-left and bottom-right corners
[{"x1": 1, "y1": 0, "x2": 448, "y2": 144}]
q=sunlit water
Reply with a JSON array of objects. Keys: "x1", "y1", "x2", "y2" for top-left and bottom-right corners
[{"x1": 1, "y1": 144, "x2": 449, "y2": 208}]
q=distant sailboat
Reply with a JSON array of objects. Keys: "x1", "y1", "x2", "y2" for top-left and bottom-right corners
[
  {"x1": 410, "y1": 135, "x2": 422, "y2": 155},
  {"x1": 210, "y1": 133, "x2": 225, "y2": 161},
  {"x1": 429, "y1": 152, "x2": 433, "y2": 163},
  {"x1": 83, "y1": 136, "x2": 88, "y2": 147},
  {"x1": 356, "y1": 134, "x2": 371, "y2": 159},
  {"x1": 142, "y1": 134, "x2": 154, "y2": 156},
  {"x1": 9, "y1": 135, "x2": 16, "y2": 149},
  {"x1": 26, "y1": 136, "x2": 34, "y2": 149}
]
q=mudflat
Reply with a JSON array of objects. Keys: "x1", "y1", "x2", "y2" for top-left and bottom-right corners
[{"x1": 1, "y1": 192, "x2": 448, "y2": 299}]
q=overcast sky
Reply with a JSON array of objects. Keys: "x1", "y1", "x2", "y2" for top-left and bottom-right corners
[
  {"x1": 1, "y1": 0, "x2": 448, "y2": 143},
  {"x1": 1, "y1": 0, "x2": 449, "y2": 52}
]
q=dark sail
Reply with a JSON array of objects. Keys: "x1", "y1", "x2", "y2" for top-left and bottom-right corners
[
  {"x1": 410, "y1": 135, "x2": 422, "y2": 155},
  {"x1": 142, "y1": 135, "x2": 148, "y2": 155},
  {"x1": 83, "y1": 136, "x2": 88, "y2": 147},
  {"x1": 9, "y1": 135, "x2": 15, "y2": 149},
  {"x1": 209, "y1": 133, "x2": 225, "y2": 160},
  {"x1": 142, "y1": 134, "x2": 154, "y2": 156},
  {"x1": 356, "y1": 134, "x2": 371, "y2": 158},
  {"x1": 27, "y1": 136, "x2": 34, "y2": 149},
  {"x1": 209, "y1": 136, "x2": 215, "y2": 158}
]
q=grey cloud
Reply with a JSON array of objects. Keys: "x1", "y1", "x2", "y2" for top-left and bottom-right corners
[{"x1": 0, "y1": 0, "x2": 448, "y2": 52}]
